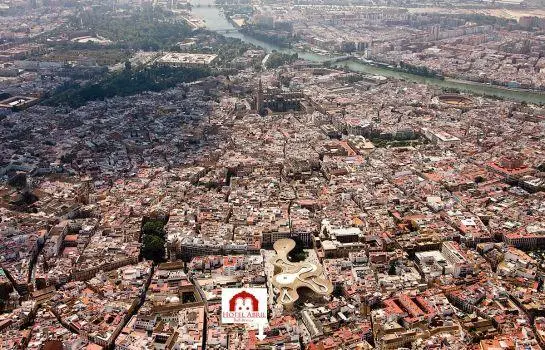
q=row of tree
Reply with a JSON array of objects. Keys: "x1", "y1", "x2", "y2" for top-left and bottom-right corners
[
  {"x1": 67, "y1": 7, "x2": 192, "y2": 51},
  {"x1": 141, "y1": 220, "x2": 167, "y2": 263},
  {"x1": 399, "y1": 61, "x2": 442, "y2": 78},
  {"x1": 43, "y1": 65, "x2": 212, "y2": 108},
  {"x1": 266, "y1": 51, "x2": 298, "y2": 69}
]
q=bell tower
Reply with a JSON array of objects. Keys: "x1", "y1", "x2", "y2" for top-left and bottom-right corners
[{"x1": 256, "y1": 79, "x2": 263, "y2": 113}]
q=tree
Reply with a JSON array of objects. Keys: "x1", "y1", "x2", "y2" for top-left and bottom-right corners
[
  {"x1": 474, "y1": 175, "x2": 486, "y2": 184},
  {"x1": 265, "y1": 52, "x2": 298, "y2": 69},
  {"x1": 142, "y1": 220, "x2": 165, "y2": 239},
  {"x1": 332, "y1": 283, "x2": 344, "y2": 298},
  {"x1": 142, "y1": 235, "x2": 165, "y2": 263},
  {"x1": 8, "y1": 173, "x2": 27, "y2": 189},
  {"x1": 388, "y1": 259, "x2": 398, "y2": 275},
  {"x1": 19, "y1": 191, "x2": 39, "y2": 206},
  {"x1": 288, "y1": 237, "x2": 308, "y2": 262},
  {"x1": 44, "y1": 65, "x2": 212, "y2": 108}
]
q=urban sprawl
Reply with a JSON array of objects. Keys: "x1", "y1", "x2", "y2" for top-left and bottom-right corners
[{"x1": 0, "y1": 0, "x2": 545, "y2": 349}]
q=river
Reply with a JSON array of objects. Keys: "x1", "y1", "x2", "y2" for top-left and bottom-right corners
[{"x1": 190, "y1": 0, "x2": 545, "y2": 105}]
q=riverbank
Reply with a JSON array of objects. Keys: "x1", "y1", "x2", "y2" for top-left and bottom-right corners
[
  {"x1": 445, "y1": 77, "x2": 545, "y2": 95},
  {"x1": 240, "y1": 34, "x2": 545, "y2": 104},
  {"x1": 331, "y1": 59, "x2": 545, "y2": 104},
  {"x1": 190, "y1": 0, "x2": 545, "y2": 105}
]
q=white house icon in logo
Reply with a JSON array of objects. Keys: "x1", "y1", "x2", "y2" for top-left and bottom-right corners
[{"x1": 230, "y1": 290, "x2": 259, "y2": 312}]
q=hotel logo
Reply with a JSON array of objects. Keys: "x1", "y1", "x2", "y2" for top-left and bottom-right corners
[{"x1": 221, "y1": 288, "x2": 267, "y2": 325}]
